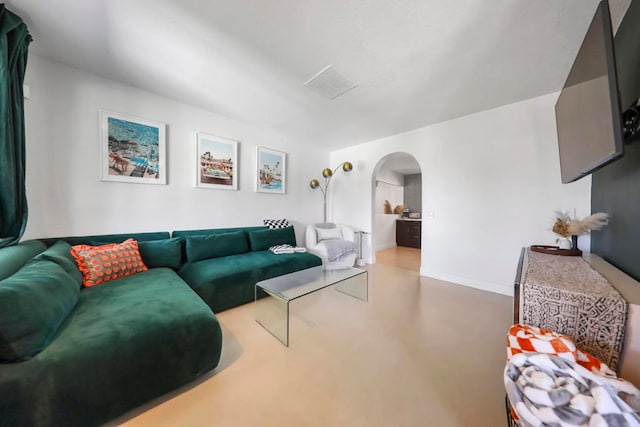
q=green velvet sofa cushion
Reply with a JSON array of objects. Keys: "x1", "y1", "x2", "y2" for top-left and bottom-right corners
[
  {"x1": 0, "y1": 257, "x2": 80, "y2": 362},
  {"x1": 0, "y1": 268, "x2": 222, "y2": 427},
  {"x1": 172, "y1": 226, "x2": 266, "y2": 239},
  {"x1": 38, "y1": 231, "x2": 171, "y2": 248},
  {"x1": 247, "y1": 226, "x2": 296, "y2": 251},
  {"x1": 173, "y1": 226, "x2": 266, "y2": 261},
  {"x1": 33, "y1": 240, "x2": 83, "y2": 287},
  {"x1": 0, "y1": 240, "x2": 46, "y2": 281},
  {"x1": 179, "y1": 250, "x2": 322, "y2": 312},
  {"x1": 185, "y1": 232, "x2": 249, "y2": 262},
  {"x1": 137, "y1": 237, "x2": 183, "y2": 269}
]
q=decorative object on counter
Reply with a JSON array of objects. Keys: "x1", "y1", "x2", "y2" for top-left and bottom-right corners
[
  {"x1": 383, "y1": 200, "x2": 392, "y2": 214},
  {"x1": 383, "y1": 200, "x2": 404, "y2": 215},
  {"x1": 309, "y1": 161, "x2": 353, "y2": 222},
  {"x1": 551, "y1": 210, "x2": 609, "y2": 252}
]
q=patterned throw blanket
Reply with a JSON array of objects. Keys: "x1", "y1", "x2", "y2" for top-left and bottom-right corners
[
  {"x1": 507, "y1": 324, "x2": 617, "y2": 379},
  {"x1": 268, "y1": 244, "x2": 307, "y2": 254},
  {"x1": 505, "y1": 353, "x2": 640, "y2": 427},
  {"x1": 505, "y1": 324, "x2": 640, "y2": 427}
]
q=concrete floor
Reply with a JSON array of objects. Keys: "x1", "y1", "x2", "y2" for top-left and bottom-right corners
[{"x1": 114, "y1": 247, "x2": 513, "y2": 427}]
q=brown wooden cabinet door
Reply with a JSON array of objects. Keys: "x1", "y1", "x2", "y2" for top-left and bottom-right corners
[
  {"x1": 396, "y1": 221, "x2": 421, "y2": 248},
  {"x1": 410, "y1": 222, "x2": 421, "y2": 248}
]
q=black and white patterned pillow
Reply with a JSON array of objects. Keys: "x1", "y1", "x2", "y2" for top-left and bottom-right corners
[{"x1": 263, "y1": 219, "x2": 290, "y2": 229}]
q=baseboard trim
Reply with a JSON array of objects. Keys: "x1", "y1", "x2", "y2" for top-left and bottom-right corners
[
  {"x1": 419, "y1": 268, "x2": 513, "y2": 296},
  {"x1": 375, "y1": 242, "x2": 397, "y2": 251}
]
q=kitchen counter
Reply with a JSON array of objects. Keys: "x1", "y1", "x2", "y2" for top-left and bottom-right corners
[{"x1": 396, "y1": 218, "x2": 422, "y2": 222}]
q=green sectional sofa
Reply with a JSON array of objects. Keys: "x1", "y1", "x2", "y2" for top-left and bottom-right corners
[{"x1": 0, "y1": 226, "x2": 321, "y2": 426}]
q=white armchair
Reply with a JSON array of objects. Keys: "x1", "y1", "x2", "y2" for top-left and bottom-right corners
[{"x1": 305, "y1": 223, "x2": 358, "y2": 267}]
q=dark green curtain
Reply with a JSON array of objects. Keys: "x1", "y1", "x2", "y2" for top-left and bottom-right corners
[{"x1": 0, "y1": 5, "x2": 31, "y2": 248}]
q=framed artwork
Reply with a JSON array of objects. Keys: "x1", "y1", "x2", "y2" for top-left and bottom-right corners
[
  {"x1": 196, "y1": 133, "x2": 238, "y2": 190},
  {"x1": 100, "y1": 111, "x2": 166, "y2": 184},
  {"x1": 256, "y1": 147, "x2": 286, "y2": 194}
]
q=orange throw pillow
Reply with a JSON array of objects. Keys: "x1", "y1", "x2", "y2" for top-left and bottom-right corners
[{"x1": 71, "y1": 239, "x2": 148, "y2": 287}]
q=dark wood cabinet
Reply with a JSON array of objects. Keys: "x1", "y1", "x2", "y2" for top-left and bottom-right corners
[{"x1": 396, "y1": 220, "x2": 421, "y2": 248}]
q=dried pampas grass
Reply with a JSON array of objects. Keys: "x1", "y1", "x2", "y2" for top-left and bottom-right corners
[
  {"x1": 567, "y1": 212, "x2": 609, "y2": 235},
  {"x1": 552, "y1": 211, "x2": 609, "y2": 238}
]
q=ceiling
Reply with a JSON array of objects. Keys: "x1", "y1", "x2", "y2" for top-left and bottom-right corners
[{"x1": 8, "y1": 0, "x2": 632, "y2": 150}]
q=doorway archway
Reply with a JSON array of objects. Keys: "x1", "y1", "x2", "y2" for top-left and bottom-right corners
[{"x1": 370, "y1": 153, "x2": 422, "y2": 271}]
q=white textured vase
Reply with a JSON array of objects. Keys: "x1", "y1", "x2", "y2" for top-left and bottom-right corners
[{"x1": 558, "y1": 238, "x2": 571, "y2": 249}]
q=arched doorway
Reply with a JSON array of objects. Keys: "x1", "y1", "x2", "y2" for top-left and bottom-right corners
[{"x1": 370, "y1": 153, "x2": 422, "y2": 272}]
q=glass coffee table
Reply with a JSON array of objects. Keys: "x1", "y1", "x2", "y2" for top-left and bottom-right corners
[{"x1": 255, "y1": 265, "x2": 368, "y2": 346}]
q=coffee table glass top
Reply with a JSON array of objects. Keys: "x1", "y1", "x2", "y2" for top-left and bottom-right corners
[
  {"x1": 256, "y1": 265, "x2": 368, "y2": 346},
  {"x1": 257, "y1": 265, "x2": 366, "y2": 302}
]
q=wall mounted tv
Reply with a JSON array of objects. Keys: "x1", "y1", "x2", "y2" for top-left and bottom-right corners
[{"x1": 555, "y1": 0, "x2": 624, "y2": 184}]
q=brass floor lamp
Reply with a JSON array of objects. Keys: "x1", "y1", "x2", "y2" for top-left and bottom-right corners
[{"x1": 309, "y1": 161, "x2": 353, "y2": 223}]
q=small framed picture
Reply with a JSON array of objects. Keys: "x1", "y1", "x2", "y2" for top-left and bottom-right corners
[
  {"x1": 196, "y1": 133, "x2": 238, "y2": 190},
  {"x1": 100, "y1": 111, "x2": 166, "y2": 184},
  {"x1": 256, "y1": 147, "x2": 286, "y2": 194}
]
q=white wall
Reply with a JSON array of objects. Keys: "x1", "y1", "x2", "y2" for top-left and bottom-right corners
[
  {"x1": 374, "y1": 165, "x2": 403, "y2": 250},
  {"x1": 329, "y1": 93, "x2": 591, "y2": 296},
  {"x1": 376, "y1": 168, "x2": 404, "y2": 188},
  {"x1": 22, "y1": 54, "x2": 328, "y2": 243},
  {"x1": 374, "y1": 181, "x2": 403, "y2": 214}
]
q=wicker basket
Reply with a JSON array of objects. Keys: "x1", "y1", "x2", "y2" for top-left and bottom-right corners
[{"x1": 505, "y1": 395, "x2": 520, "y2": 427}]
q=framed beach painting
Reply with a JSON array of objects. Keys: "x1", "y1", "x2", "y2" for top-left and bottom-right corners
[
  {"x1": 100, "y1": 111, "x2": 166, "y2": 184},
  {"x1": 196, "y1": 133, "x2": 238, "y2": 190},
  {"x1": 256, "y1": 147, "x2": 286, "y2": 194}
]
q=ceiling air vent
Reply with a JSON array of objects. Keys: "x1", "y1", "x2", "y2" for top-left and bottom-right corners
[{"x1": 304, "y1": 65, "x2": 357, "y2": 100}]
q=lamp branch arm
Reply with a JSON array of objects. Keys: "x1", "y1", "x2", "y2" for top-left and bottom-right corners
[{"x1": 332, "y1": 163, "x2": 346, "y2": 175}]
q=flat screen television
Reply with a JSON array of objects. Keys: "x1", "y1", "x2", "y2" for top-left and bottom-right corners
[{"x1": 555, "y1": 0, "x2": 624, "y2": 184}]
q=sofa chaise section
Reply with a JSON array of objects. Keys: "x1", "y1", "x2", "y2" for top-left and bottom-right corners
[
  {"x1": 1, "y1": 268, "x2": 221, "y2": 426},
  {"x1": 0, "y1": 236, "x2": 222, "y2": 427}
]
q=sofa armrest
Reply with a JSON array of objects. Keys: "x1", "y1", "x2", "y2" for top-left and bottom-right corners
[
  {"x1": 305, "y1": 225, "x2": 318, "y2": 247},
  {"x1": 339, "y1": 224, "x2": 356, "y2": 243},
  {"x1": 339, "y1": 225, "x2": 356, "y2": 242}
]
